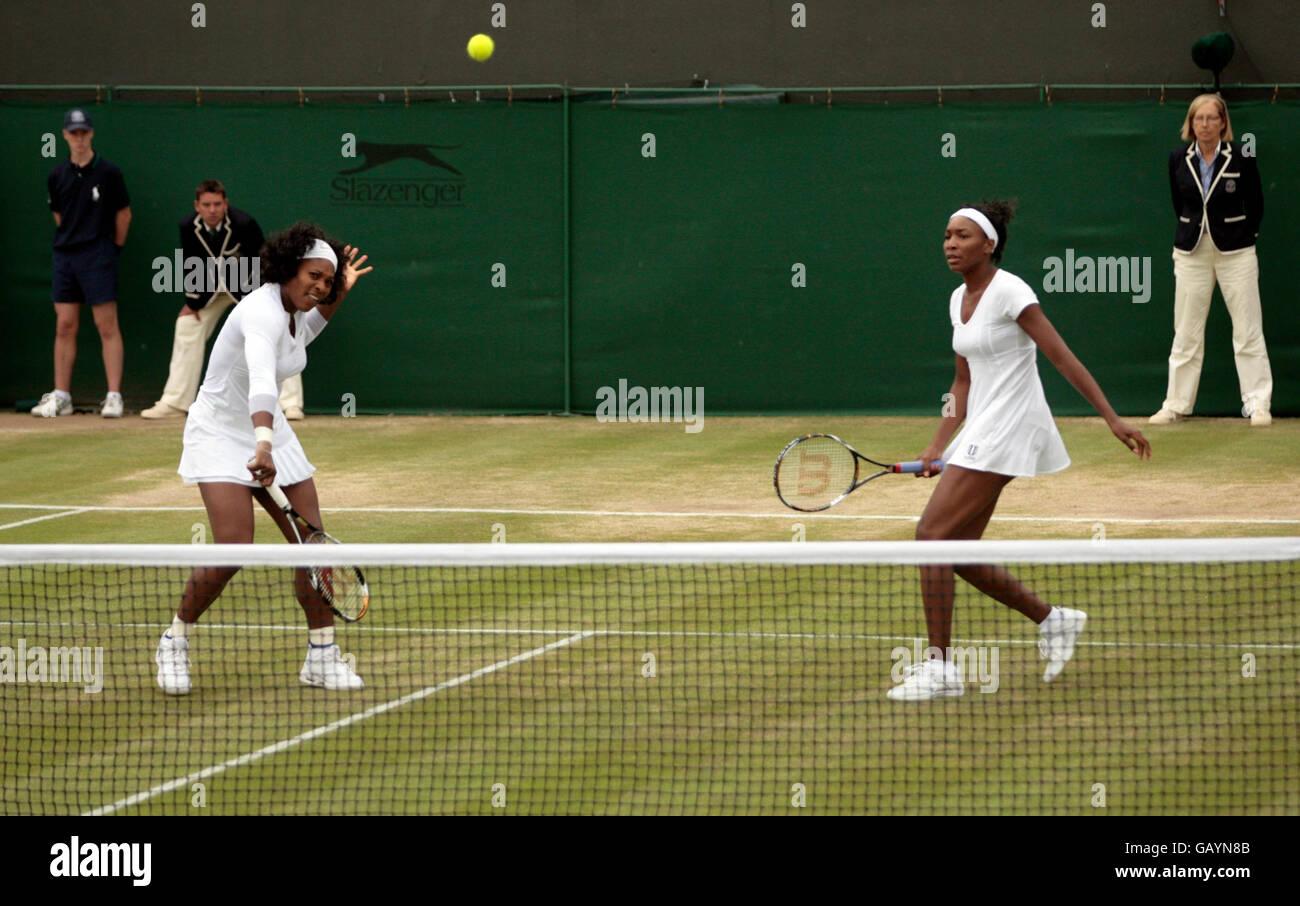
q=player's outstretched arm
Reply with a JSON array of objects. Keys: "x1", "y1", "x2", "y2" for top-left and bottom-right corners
[
  {"x1": 1017, "y1": 304, "x2": 1152, "y2": 460},
  {"x1": 316, "y1": 245, "x2": 373, "y2": 322}
]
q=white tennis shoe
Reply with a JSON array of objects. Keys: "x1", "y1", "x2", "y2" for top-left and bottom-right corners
[
  {"x1": 300, "y1": 644, "x2": 365, "y2": 691},
  {"x1": 100, "y1": 395, "x2": 124, "y2": 418},
  {"x1": 31, "y1": 392, "x2": 72, "y2": 418},
  {"x1": 154, "y1": 633, "x2": 192, "y2": 696},
  {"x1": 1039, "y1": 607, "x2": 1088, "y2": 682},
  {"x1": 886, "y1": 659, "x2": 965, "y2": 701}
]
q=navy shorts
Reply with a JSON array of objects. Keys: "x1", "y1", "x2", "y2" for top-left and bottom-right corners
[{"x1": 52, "y1": 239, "x2": 119, "y2": 305}]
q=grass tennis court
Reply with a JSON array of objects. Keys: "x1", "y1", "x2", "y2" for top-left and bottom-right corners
[
  {"x1": 2, "y1": 413, "x2": 1298, "y2": 814},
  {"x1": 2, "y1": 412, "x2": 1298, "y2": 543}
]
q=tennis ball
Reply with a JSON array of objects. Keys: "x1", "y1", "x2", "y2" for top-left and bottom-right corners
[{"x1": 467, "y1": 33, "x2": 494, "y2": 62}]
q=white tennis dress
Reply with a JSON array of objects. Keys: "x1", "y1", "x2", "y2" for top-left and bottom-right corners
[
  {"x1": 942, "y1": 269, "x2": 1070, "y2": 477},
  {"x1": 179, "y1": 283, "x2": 325, "y2": 486}
]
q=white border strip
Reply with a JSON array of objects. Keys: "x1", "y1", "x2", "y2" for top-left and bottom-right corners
[
  {"x1": 4, "y1": 620, "x2": 1293, "y2": 651},
  {"x1": 82, "y1": 629, "x2": 594, "y2": 817},
  {"x1": 3, "y1": 538, "x2": 1299, "y2": 568},
  {"x1": 1, "y1": 502, "x2": 1298, "y2": 525}
]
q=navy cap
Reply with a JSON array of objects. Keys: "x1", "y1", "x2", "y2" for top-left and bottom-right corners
[{"x1": 63, "y1": 109, "x2": 93, "y2": 131}]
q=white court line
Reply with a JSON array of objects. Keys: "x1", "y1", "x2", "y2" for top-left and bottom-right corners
[
  {"x1": 82, "y1": 629, "x2": 595, "y2": 817},
  {"x1": 1, "y1": 502, "x2": 1298, "y2": 525},
  {"x1": 6, "y1": 620, "x2": 1292, "y2": 652},
  {"x1": 0, "y1": 508, "x2": 92, "y2": 532}
]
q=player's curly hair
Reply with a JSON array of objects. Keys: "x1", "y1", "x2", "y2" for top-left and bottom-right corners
[
  {"x1": 962, "y1": 198, "x2": 1018, "y2": 263},
  {"x1": 259, "y1": 222, "x2": 347, "y2": 305}
]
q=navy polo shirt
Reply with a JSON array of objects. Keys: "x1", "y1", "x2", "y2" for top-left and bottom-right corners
[{"x1": 47, "y1": 154, "x2": 130, "y2": 250}]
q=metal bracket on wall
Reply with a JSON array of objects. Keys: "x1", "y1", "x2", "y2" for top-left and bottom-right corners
[
  {"x1": 1045, "y1": 84, "x2": 1053, "y2": 106},
  {"x1": 937, "y1": 85, "x2": 943, "y2": 107},
  {"x1": 195, "y1": 86, "x2": 201, "y2": 106},
  {"x1": 297, "y1": 87, "x2": 305, "y2": 107},
  {"x1": 1159, "y1": 84, "x2": 1166, "y2": 105},
  {"x1": 1272, "y1": 84, "x2": 1279, "y2": 104}
]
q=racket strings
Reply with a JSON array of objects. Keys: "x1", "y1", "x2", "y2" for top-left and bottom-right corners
[
  {"x1": 778, "y1": 436, "x2": 858, "y2": 510},
  {"x1": 305, "y1": 531, "x2": 370, "y2": 621}
]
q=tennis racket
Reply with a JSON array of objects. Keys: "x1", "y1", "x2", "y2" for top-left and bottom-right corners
[
  {"x1": 773, "y1": 433, "x2": 945, "y2": 512},
  {"x1": 266, "y1": 484, "x2": 370, "y2": 622}
]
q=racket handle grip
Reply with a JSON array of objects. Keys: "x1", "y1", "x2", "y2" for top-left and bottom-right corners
[
  {"x1": 267, "y1": 485, "x2": 291, "y2": 509},
  {"x1": 894, "y1": 459, "x2": 944, "y2": 474}
]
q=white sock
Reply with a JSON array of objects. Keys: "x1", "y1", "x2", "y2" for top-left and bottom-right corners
[
  {"x1": 54, "y1": 390, "x2": 71, "y2": 402},
  {"x1": 1040, "y1": 607, "x2": 1061, "y2": 629},
  {"x1": 168, "y1": 616, "x2": 193, "y2": 639},
  {"x1": 106, "y1": 391, "x2": 122, "y2": 401},
  {"x1": 308, "y1": 627, "x2": 335, "y2": 648}
]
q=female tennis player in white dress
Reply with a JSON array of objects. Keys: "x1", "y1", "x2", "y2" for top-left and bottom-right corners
[
  {"x1": 154, "y1": 222, "x2": 372, "y2": 695},
  {"x1": 888, "y1": 200, "x2": 1151, "y2": 701}
]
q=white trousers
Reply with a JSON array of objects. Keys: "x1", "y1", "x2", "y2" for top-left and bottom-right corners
[
  {"x1": 153, "y1": 291, "x2": 304, "y2": 412},
  {"x1": 1162, "y1": 242, "x2": 1272, "y2": 414}
]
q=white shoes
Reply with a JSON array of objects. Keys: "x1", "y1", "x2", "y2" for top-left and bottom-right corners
[
  {"x1": 154, "y1": 634, "x2": 192, "y2": 695},
  {"x1": 1039, "y1": 607, "x2": 1088, "y2": 682},
  {"x1": 300, "y1": 644, "x2": 365, "y2": 690},
  {"x1": 31, "y1": 392, "x2": 72, "y2": 418},
  {"x1": 141, "y1": 402, "x2": 186, "y2": 419},
  {"x1": 1243, "y1": 398, "x2": 1272, "y2": 426},
  {"x1": 283, "y1": 406, "x2": 305, "y2": 421},
  {"x1": 886, "y1": 659, "x2": 965, "y2": 701},
  {"x1": 100, "y1": 395, "x2": 123, "y2": 418},
  {"x1": 1148, "y1": 408, "x2": 1184, "y2": 425}
]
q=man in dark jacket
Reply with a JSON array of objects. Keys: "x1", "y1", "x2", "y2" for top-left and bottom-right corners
[{"x1": 142, "y1": 179, "x2": 285, "y2": 418}]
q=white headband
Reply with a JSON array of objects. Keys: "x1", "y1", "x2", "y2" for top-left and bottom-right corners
[
  {"x1": 304, "y1": 238, "x2": 338, "y2": 268},
  {"x1": 951, "y1": 208, "x2": 999, "y2": 249}
]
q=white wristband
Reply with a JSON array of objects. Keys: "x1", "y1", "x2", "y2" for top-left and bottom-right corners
[{"x1": 254, "y1": 426, "x2": 275, "y2": 446}]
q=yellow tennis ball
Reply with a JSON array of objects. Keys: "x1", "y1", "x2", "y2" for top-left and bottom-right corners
[{"x1": 467, "y1": 33, "x2": 494, "y2": 62}]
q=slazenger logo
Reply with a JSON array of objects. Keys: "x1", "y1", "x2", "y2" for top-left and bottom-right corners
[
  {"x1": 49, "y1": 837, "x2": 151, "y2": 886},
  {"x1": 330, "y1": 139, "x2": 467, "y2": 208}
]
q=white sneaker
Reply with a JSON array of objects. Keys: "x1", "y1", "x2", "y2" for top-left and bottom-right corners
[
  {"x1": 1148, "y1": 408, "x2": 1184, "y2": 425},
  {"x1": 300, "y1": 644, "x2": 365, "y2": 690},
  {"x1": 141, "y1": 402, "x2": 185, "y2": 419},
  {"x1": 100, "y1": 395, "x2": 124, "y2": 418},
  {"x1": 155, "y1": 633, "x2": 192, "y2": 695},
  {"x1": 1250, "y1": 409, "x2": 1272, "y2": 426},
  {"x1": 283, "y1": 406, "x2": 305, "y2": 421},
  {"x1": 1039, "y1": 607, "x2": 1088, "y2": 682},
  {"x1": 31, "y1": 392, "x2": 72, "y2": 418},
  {"x1": 886, "y1": 659, "x2": 965, "y2": 701}
]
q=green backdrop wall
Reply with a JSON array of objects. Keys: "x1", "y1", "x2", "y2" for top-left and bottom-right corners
[{"x1": 2, "y1": 99, "x2": 1295, "y2": 415}]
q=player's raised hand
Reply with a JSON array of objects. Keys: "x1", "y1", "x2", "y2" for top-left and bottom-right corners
[{"x1": 338, "y1": 245, "x2": 373, "y2": 293}]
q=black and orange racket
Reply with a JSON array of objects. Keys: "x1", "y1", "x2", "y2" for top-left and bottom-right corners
[{"x1": 773, "y1": 434, "x2": 944, "y2": 512}]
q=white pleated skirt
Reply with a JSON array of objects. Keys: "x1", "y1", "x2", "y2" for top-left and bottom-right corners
[{"x1": 178, "y1": 398, "x2": 315, "y2": 487}]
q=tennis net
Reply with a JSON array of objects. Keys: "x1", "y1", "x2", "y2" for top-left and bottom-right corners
[{"x1": 1, "y1": 539, "x2": 1296, "y2": 815}]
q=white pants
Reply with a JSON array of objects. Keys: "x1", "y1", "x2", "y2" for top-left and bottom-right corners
[
  {"x1": 152, "y1": 291, "x2": 304, "y2": 412},
  {"x1": 1162, "y1": 242, "x2": 1272, "y2": 414}
]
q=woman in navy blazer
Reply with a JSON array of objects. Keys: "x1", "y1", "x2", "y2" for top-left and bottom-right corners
[{"x1": 1151, "y1": 93, "x2": 1272, "y2": 426}]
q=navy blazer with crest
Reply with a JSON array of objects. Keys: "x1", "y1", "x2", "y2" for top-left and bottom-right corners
[
  {"x1": 1169, "y1": 140, "x2": 1263, "y2": 253},
  {"x1": 177, "y1": 206, "x2": 265, "y2": 310}
]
